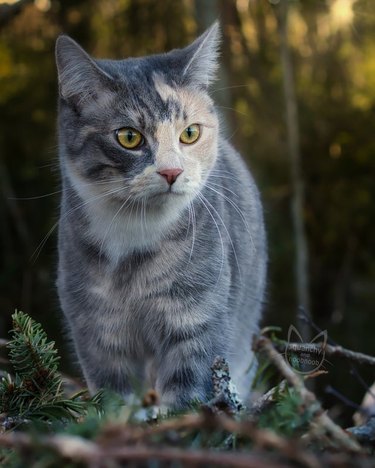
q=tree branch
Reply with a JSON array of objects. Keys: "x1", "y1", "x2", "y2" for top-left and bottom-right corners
[
  {"x1": 0, "y1": 431, "x2": 299, "y2": 467},
  {"x1": 254, "y1": 336, "x2": 361, "y2": 452},
  {"x1": 276, "y1": 341, "x2": 375, "y2": 367}
]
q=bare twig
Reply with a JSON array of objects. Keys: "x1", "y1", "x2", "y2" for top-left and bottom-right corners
[
  {"x1": 0, "y1": 430, "x2": 297, "y2": 467},
  {"x1": 249, "y1": 380, "x2": 287, "y2": 417},
  {"x1": 277, "y1": 341, "x2": 375, "y2": 367},
  {"x1": 0, "y1": 412, "x2": 321, "y2": 468},
  {"x1": 99, "y1": 410, "x2": 321, "y2": 467},
  {"x1": 254, "y1": 336, "x2": 361, "y2": 452}
]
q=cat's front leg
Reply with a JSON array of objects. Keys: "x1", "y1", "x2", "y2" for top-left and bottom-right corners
[
  {"x1": 71, "y1": 334, "x2": 132, "y2": 397},
  {"x1": 155, "y1": 339, "x2": 224, "y2": 410}
]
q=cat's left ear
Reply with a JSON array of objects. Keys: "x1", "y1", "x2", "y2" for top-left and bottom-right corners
[
  {"x1": 55, "y1": 35, "x2": 114, "y2": 105},
  {"x1": 180, "y1": 21, "x2": 221, "y2": 88}
]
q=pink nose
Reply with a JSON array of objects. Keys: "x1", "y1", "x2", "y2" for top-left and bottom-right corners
[{"x1": 158, "y1": 168, "x2": 183, "y2": 185}]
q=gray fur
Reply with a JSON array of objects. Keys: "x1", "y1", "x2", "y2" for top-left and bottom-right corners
[{"x1": 55, "y1": 23, "x2": 267, "y2": 409}]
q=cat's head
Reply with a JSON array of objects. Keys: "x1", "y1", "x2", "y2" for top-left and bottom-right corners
[{"x1": 55, "y1": 23, "x2": 220, "y2": 214}]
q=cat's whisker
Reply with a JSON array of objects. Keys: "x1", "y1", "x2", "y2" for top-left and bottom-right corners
[
  {"x1": 209, "y1": 170, "x2": 241, "y2": 183},
  {"x1": 206, "y1": 181, "x2": 239, "y2": 198},
  {"x1": 82, "y1": 177, "x2": 133, "y2": 187},
  {"x1": 208, "y1": 174, "x2": 239, "y2": 184},
  {"x1": 126, "y1": 194, "x2": 138, "y2": 234},
  {"x1": 98, "y1": 193, "x2": 134, "y2": 271},
  {"x1": 225, "y1": 127, "x2": 240, "y2": 144},
  {"x1": 205, "y1": 183, "x2": 255, "y2": 253},
  {"x1": 13, "y1": 178, "x2": 132, "y2": 202},
  {"x1": 31, "y1": 220, "x2": 60, "y2": 263},
  {"x1": 210, "y1": 169, "x2": 237, "y2": 175},
  {"x1": 195, "y1": 192, "x2": 225, "y2": 285},
  {"x1": 31, "y1": 185, "x2": 129, "y2": 262},
  {"x1": 141, "y1": 199, "x2": 147, "y2": 239},
  {"x1": 215, "y1": 105, "x2": 249, "y2": 117},
  {"x1": 199, "y1": 193, "x2": 242, "y2": 283},
  {"x1": 185, "y1": 202, "x2": 192, "y2": 242},
  {"x1": 186, "y1": 201, "x2": 197, "y2": 265},
  {"x1": 9, "y1": 190, "x2": 63, "y2": 201},
  {"x1": 190, "y1": 202, "x2": 197, "y2": 263},
  {"x1": 38, "y1": 161, "x2": 60, "y2": 169},
  {"x1": 134, "y1": 201, "x2": 141, "y2": 237},
  {"x1": 211, "y1": 84, "x2": 250, "y2": 93}
]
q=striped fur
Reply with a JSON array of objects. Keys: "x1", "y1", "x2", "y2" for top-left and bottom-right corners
[{"x1": 55, "y1": 23, "x2": 267, "y2": 409}]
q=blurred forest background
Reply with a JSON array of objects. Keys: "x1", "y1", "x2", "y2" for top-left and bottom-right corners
[{"x1": 0, "y1": 0, "x2": 374, "y2": 424}]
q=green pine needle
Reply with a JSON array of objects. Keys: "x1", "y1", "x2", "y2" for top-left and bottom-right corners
[{"x1": 0, "y1": 310, "x2": 97, "y2": 422}]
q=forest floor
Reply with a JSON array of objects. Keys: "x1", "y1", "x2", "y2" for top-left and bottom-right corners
[{"x1": 0, "y1": 311, "x2": 374, "y2": 467}]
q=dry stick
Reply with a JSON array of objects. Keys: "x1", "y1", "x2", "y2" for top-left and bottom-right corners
[
  {"x1": 254, "y1": 336, "x2": 361, "y2": 452},
  {"x1": 249, "y1": 370, "x2": 333, "y2": 422},
  {"x1": 210, "y1": 414, "x2": 320, "y2": 468},
  {"x1": 0, "y1": 431, "x2": 292, "y2": 468},
  {"x1": 100, "y1": 446, "x2": 290, "y2": 467},
  {"x1": 249, "y1": 380, "x2": 288, "y2": 417},
  {"x1": 97, "y1": 413, "x2": 207, "y2": 445},
  {"x1": 277, "y1": 341, "x2": 375, "y2": 367},
  {"x1": 0, "y1": 411, "x2": 319, "y2": 467},
  {"x1": 99, "y1": 412, "x2": 320, "y2": 468}
]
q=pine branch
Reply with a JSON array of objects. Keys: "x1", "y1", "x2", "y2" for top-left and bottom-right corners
[
  {"x1": 8, "y1": 310, "x2": 62, "y2": 397},
  {"x1": 0, "y1": 311, "x2": 98, "y2": 422}
]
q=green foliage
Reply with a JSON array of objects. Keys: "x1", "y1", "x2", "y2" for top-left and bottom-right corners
[
  {"x1": 0, "y1": 311, "x2": 97, "y2": 422},
  {"x1": 0, "y1": 315, "x2": 373, "y2": 467},
  {"x1": 258, "y1": 385, "x2": 314, "y2": 437}
]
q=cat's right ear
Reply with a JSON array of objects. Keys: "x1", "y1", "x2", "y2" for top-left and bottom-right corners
[
  {"x1": 180, "y1": 22, "x2": 221, "y2": 88},
  {"x1": 55, "y1": 35, "x2": 113, "y2": 105}
]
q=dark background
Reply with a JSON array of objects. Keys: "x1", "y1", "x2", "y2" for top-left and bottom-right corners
[{"x1": 0, "y1": 0, "x2": 374, "y2": 425}]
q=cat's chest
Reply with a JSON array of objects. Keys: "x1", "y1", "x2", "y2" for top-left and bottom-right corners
[
  {"x1": 87, "y1": 261, "x2": 184, "y2": 355},
  {"x1": 88, "y1": 242, "x2": 184, "y2": 317}
]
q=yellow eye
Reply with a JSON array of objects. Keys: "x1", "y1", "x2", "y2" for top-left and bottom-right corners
[
  {"x1": 116, "y1": 127, "x2": 143, "y2": 149},
  {"x1": 180, "y1": 124, "x2": 200, "y2": 144}
]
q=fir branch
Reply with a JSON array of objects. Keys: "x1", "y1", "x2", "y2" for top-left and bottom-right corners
[{"x1": 0, "y1": 311, "x2": 97, "y2": 422}]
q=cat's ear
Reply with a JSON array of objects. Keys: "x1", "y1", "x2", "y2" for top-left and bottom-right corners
[
  {"x1": 180, "y1": 21, "x2": 221, "y2": 88},
  {"x1": 55, "y1": 35, "x2": 113, "y2": 104}
]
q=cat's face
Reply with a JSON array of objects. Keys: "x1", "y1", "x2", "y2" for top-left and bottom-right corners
[{"x1": 56, "y1": 24, "x2": 220, "y2": 215}]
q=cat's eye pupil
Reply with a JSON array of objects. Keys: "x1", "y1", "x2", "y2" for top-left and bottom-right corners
[{"x1": 128, "y1": 131, "x2": 136, "y2": 142}]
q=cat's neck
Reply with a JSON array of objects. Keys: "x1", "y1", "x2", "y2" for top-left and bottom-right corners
[
  {"x1": 63, "y1": 175, "x2": 189, "y2": 264},
  {"x1": 86, "y1": 195, "x2": 186, "y2": 262}
]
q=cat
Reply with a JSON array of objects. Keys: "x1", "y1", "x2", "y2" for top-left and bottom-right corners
[{"x1": 55, "y1": 22, "x2": 267, "y2": 410}]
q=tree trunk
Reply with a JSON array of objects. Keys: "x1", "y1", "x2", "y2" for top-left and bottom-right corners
[
  {"x1": 194, "y1": 0, "x2": 234, "y2": 135},
  {"x1": 275, "y1": 0, "x2": 311, "y2": 337}
]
